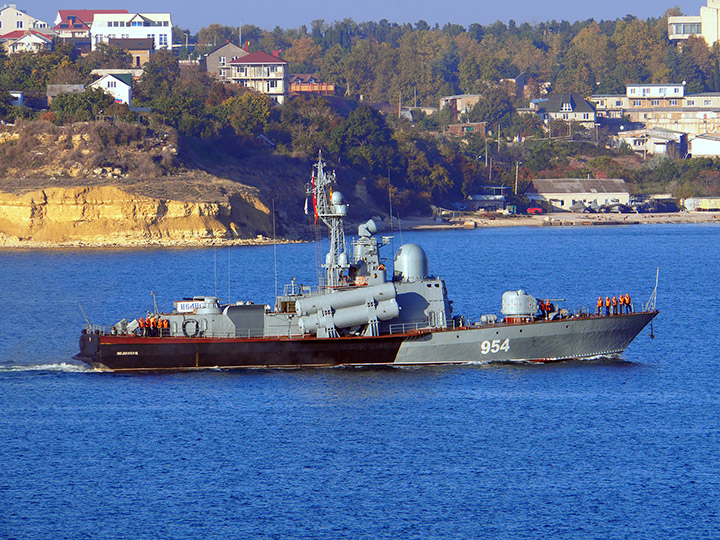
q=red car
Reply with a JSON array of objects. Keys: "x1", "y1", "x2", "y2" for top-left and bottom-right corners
[{"x1": 526, "y1": 207, "x2": 543, "y2": 214}]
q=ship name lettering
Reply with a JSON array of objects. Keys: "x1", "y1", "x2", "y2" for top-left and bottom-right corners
[
  {"x1": 116, "y1": 351, "x2": 139, "y2": 356},
  {"x1": 481, "y1": 339, "x2": 510, "y2": 354}
]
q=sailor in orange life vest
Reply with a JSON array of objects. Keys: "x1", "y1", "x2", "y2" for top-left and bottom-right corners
[
  {"x1": 605, "y1": 296, "x2": 611, "y2": 316},
  {"x1": 618, "y1": 294, "x2": 625, "y2": 314},
  {"x1": 612, "y1": 295, "x2": 618, "y2": 315},
  {"x1": 625, "y1": 293, "x2": 632, "y2": 313},
  {"x1": 138, "y1": 317, "x2": 145, "y2": 336},
  {"x1": 597, "y1": 296, "x2": 603, "y2": 315}
]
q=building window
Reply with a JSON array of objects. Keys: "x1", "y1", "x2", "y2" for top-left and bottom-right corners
[
  {"x1": 159, "y1": 34, "x2": 167, "y2": 46},
  {"x1": 687, "y1": 100, "x2": 695, "y2": 105},
  {"x1": 615, "y1": 100, "x2": 622, "y2": 106},
  {"x1": 632, "y1": 100, "x2": 642, "y2": 106},
  {"x1": 108, "y1": 80, "x2": 117, "y2": 88},
  {"x1": 560, "y1": 102, "x2": 572, "y2": 111},
  {"x1": 583, "y1": 113, "x2": 589, "y2": 119},
  {"x1": 669, "y1": 99, "x2": 677, "y2": 106},
  {"x1": 17, "y1": 21, "x2": 22, "y2": 28},
  {"x1": 651, "y1": 100, "x2": 660, "y2": 106},
  {"x1": 562, "y1": 113, "x2": 568, "y2": 120},
  {"x1": 269, "y1": 80, "x2": 278, "y2": 89},
  {"x1": 705, "y1": 99, "x2": 712, "y2": 106}
]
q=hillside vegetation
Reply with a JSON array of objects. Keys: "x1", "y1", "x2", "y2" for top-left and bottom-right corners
[{"x1": 3, "y1": 8, "x2": 720, "y2": 233}]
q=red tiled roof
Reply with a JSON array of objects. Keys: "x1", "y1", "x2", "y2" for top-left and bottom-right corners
[
  {"x1": 228, "y1": 51, "x2": 287, "y2": 65},
  {"x1": 53, "y1": 9, "x2": 128, "y2": 30},
  {"x1": 1, "y1": 30, "x2": 53, "y2": 41}
]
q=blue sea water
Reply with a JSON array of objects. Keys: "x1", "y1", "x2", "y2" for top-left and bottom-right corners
[{"x1": 1, "y1": 224, "x2": 719, "y2": 539}]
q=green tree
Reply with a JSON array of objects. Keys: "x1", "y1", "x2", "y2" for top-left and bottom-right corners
[
  {"x1": 223, "y1": 91, "x2": 273, "y2": 136},
  {"x1": 136, "y1": 50, "x2": 181, "y2": 104},
  {"x1": 468, "y1": 86, "x2": 514, "y2": 126},
  {"x1": 77, "y1": 43, "x2": 132, "y2": 71},
  {"x1": 50, "y1": 87, "x2": 115, "y2": 123},
  {"x1": 328, "y1": 104, "x2": 398, "y2": 173}
]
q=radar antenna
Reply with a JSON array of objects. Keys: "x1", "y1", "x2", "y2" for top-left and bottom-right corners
[{"x1": 307, "y1": 151, "x2": 348, "y2": 288}]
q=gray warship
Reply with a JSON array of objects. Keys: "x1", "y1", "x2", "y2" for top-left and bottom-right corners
[{"x1": 75, "y1": 153, "x2": 658, "y2": 371}]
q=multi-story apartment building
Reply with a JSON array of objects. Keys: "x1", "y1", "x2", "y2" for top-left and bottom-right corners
[
  {"x1": 668, "y1": 0, "x2": 720, "y2": 46},
  {"x1": 590, "y1": 83, "x2": 720, "y2": 134},
  {"x1": 91, "y1": 12, "x2": 172, "y2": 52},
  {"x1": 0, "y1": 4, "x2": 50, "y2": 32},
  {"x1": 228, "y1": 51, "x2": 289, "y2": 104}
]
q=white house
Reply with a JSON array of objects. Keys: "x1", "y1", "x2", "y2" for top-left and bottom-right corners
[
  {"x1": 0, "y1": 4, "x2": 50, "y2": 32},
  {"x1": 1, "y1": 29, "x2": 53, "y2": 53},
  {"x1": 526, "y1": 178, "x2": 630, "y2": 211},
  {"x1": 89, "y1": 74, "x2": 132, "y2": 106},
  {"x1": 91, "y1": 12, "x2": 172, "y2": 51}
]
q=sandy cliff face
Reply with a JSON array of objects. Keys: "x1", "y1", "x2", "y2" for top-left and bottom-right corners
[{"x1": 0, "y1": 186, "x2": 270, "y2": 247}]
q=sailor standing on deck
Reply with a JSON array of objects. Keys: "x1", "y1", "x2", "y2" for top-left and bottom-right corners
[
  {"x1": 625, "y1": 293, "x2": 633, "y2": 313},
  {"x1": 612, "y1": 296, "x2": 618, "y2": 315},
  {"x1": 597, "y1": 296, "x2": 603, "y2": 315},
  {"x1": 605, "y1": 296, "x2": 611, "y2": 316},
  {"x1": 618, "y1": 294, "x2": 625, "y2": 314}
]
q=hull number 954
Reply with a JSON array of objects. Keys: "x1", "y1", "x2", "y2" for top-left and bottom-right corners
[{"x1": 480, "y1": 339, "x2": 510, "y2": 355}]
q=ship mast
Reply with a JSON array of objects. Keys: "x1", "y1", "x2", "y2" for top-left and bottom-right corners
[{"x1": 308, "y1": 151, "x2": 348, "y2": 288}]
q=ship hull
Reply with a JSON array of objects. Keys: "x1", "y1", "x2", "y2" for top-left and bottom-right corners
[{"x1": 75, "y1": 311, "x2": 658, "y2": 372}]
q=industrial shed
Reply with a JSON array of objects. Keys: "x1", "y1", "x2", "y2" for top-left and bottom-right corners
[{"x1": 526, "y1": 178, "x2": 630, "y2": 211}]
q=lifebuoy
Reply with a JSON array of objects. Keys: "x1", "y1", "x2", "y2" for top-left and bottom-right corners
[
  {"x1": 356, "y1": 276, "x2": 367, "y2": 286},
  {"x1": 182, "y1": 319, "x2": 199, "y2": 338}
]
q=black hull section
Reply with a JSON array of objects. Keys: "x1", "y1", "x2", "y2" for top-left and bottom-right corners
[{"x1": 76, "y1": 334, "x2": 411, "y2": 372}]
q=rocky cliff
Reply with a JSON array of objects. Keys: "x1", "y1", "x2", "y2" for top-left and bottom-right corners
[
  {"x1": 0, "y1": 185, "x2": 273, "y2": 247},
  {"x1": 0, "y1": 120, "x2": 320, "y2": 247}
]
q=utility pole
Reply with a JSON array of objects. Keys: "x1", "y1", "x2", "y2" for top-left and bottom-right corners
[
  {"x1": 497, "y1": 124, "x2": 501, "y2": 152},
  {"x1": 388, "y1": 168, "x2": 393, "y2": 230},
  {"x1": 489, "y1": 157, "x2": 493, "y2": 183},
  {"x1": 485, "y1": 138, "x2": 488, "y2": 167},
  {"x1": 515, "y1": 162, "x2": 521, "y2": 195}
]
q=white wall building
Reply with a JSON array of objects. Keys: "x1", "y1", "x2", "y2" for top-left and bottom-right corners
[
  {"x1": 91, "y1": 12, "x2": 172, "y2": 51},
  {"x1": 690, "y1": 133, "x2": 720, "y2": 156},
  {"x1": 0, "y1": 4, "x2": 50, "y2": 32},
  {"x1": 526, "y1": 179, "x2": 630, "y2": 211},
  {"x1": 89, "y1": 74, "x2": 132, "y2": 106},
  {"x1": 668, "y1": 1, "x2": 720, "y2": 46}
]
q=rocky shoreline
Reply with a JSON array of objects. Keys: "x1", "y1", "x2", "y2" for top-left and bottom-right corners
[{"x1": 2, "y1": 212, "x2": 717, "y2": 249}]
